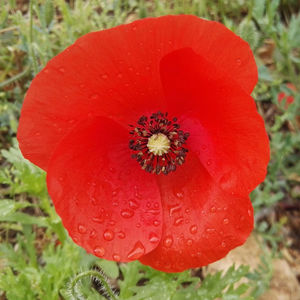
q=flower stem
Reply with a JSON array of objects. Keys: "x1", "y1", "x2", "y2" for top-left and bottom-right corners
[
  {"x1": 29, "y1": 0, "x2": 38, "y2": 74},
  {"x1": 69, "y1": 270, "x2": 118, "y2": 300}
]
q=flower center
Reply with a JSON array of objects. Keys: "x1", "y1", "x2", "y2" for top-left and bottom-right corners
[
  {"x1": 147, "y1": 133, "x2": 170, "y2": 156},
  {"x1": 129, "y1": 111, "x2": 189, "y2": 175}
]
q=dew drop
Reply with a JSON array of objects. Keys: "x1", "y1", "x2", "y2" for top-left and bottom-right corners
[
  {"x1": 92, "y1": 217, "x2": 104, "y2": 224},
  {"x1": 35, "y1": 132, "x2": 41, "y2": 136},
  {"x1": 185, "y1": 208, "x2": 190, "y2": 214},
  {"x1": 121, "y1": 209, "x2": 134, "y2": 219},
  {"x1": 132, "y1": 26, "x2": 137, "y2": 31},
  {"x1": 240, "y1": 216, "x2": 245, "y2": 221},
  {"x1": 112, "y1": 189, "x2": 119, "y2": 197},
  {"x1": 221, "y1": 241, "x2": 226, "y2": 248},
  {"x1": 103, "y1": 229, "x2": 114, "y2": 241},
  {"x1": 149, "y1": 232, "x2": 159, "y2": 243},
  {"x1": 174, "y1": 190, "x2": 184, "y2": 199},
  {"x1": 163, "y1": 236, "x2": 173, "y2": 248},
  {"x1": 127, "y1": 241, "x2": 145, "y2": 260},
  {"x1": 109, "y1": 220, "x2": 116, "y2": 226},
  {"x1": 206, "y1": 159, "x2": 212, "y2": 166},
  {"x1": 154, "y1": 202, "x2": 159, "y2": 209},
  {"x1": 169, "y1": 204, "x2": 181, "y2": 216},
  {"x1": 94, "y1": 247, "x2": 105, "y2": 257},
  {"x1": 186, "y1": 239, "x2": 193, "y2": 246},
  {"x1": 210, "y1": 206, "x2": 216, "y2": 213},
  {"x1": 73, "y1": 237, "x2": 78, "y2": 243},
  {"x1": 112, "y1": 201, "x2": 119, "y2": 207},
  {"x1": 117, "y1": 231, "x2": 126, "y2": 239},
  {"x1": 90, "y1": 230, "x2": 96, "y2": 238},
  {"x1": 146, "y1": 202, "x2": 151, "y2": 208},
  {"x1": 248, "y1": 209, "x2": 252, "y2": 217},
  {"x1": 91, "y1": 197, "x2": 97, "y2": 206},
  {"x1": 112, "y1": 254, "x2": 121, "y2": 261},
  {"x1": 223, "y1": 218, "x2": 229, "y2": 225},
  {"x1": 136, "y1": 223, "x2": 141, "y2": 228},
  {"x1": 58, "y1": 67, "x2": 65, "y2": 73},
  {"x1": 129, "y1": 199, "x2": 139, "y2": 209},
  {"x1": 78, "y1": 224, "x2": 87, "y2": 234},
  {"x1": 236, "y1": 58, "x2": 242, "y2": 66},
  {"x1": 174, "y1": 217, "x2": 184, "y2": 226},
  {"x1": 153, "y1": 220, "x2": 160, "y2": 227},
  {"x1": 90, "y1": 94, "x2": 99, "y2": 100},
  {"x1": 206, "y1": 228, "x2": 215, "y2": 233},
  {"x1": 190, "y1": 225, "x2": 198, "y2": 234}
]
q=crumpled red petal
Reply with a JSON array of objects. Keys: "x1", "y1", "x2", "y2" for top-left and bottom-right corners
[
  {"x1": 47, "y1": 117, "x2": 162, "y2": 262},
  {"x1": 139, "y1": 153, "x2": 253, "y2": 272},
  {"x1": 18, "y1": 15, "x2": 257, "y2": 171},
  {"x1": 160, "y1": 48, "x2": 270, "y2": 197}
]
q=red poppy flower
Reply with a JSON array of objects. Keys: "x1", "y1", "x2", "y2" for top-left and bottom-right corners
[
  {"x1": 17, "y1": 15, "x2": 269, "y2": 272},
  {"x1": 278, "y1": 83, "x2": 296, "y2": 107}
]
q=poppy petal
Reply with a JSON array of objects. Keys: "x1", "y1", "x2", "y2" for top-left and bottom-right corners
[
  {"x1": 47, "y1": 117, "x2": 162, "y2": 262},
  {"x1": 160, "y1": 48, "x2": 269, "y2": 197},
  {"x1": 18, "y1": 15, "x2": 256, "y2": 171},
  {"x1": 139, "y1": 153, "x2": 253, "y2": 272}
]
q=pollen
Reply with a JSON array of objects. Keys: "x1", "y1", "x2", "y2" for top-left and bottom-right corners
[
  {"x1": 129, "y1": 111, "x2": 190, "y2": 175},
  {"x1": 147, "y1": 133, "x2": 170, "y2": 156}
]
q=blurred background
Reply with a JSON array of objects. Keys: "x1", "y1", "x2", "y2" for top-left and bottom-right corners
[{"x1": 0, "y1": 0, "x2": 299, "y2": 299}]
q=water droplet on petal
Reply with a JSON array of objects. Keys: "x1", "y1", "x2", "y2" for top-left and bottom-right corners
[
  {"x1": 112, "y1": 254, "x2": 121, "y2": 261},
  {"x1": 154, "y1": 202, "x2": 159, "y2": 209},
  {"x1": 223, "y1": 218, "x2": 229, "y2": 225},
  {"x1": 206, "y1": 228, "x2": 215, "y2": 233},
  {"x1": 103, "y1": 229, "x2": 114, "y2": 241},
  {"x1": 78, "y1": 224, "x2": 87, "y2": 234},
  {"x1": 206, "y1": 159, "x2": 212, "y2": 166},
  {"x1": 121, "y1": 209, "x2": 134, "y2": 218},
  {"x1": 221, "y1": 241, "x2": 226, "y2": 247},
  {"x1": 240, "y1": 216, "x2": 245, "y2": 221},
  {"x1": 129, "y1": 199, "x2": 139, "y2": 209},
  {"x1": 169, "y1": 204, "x2": 181, "y2": 216},
  {"x1": 93, "y1": 217, "x2": 104, "y2": 224},
  {"x1": 146, "y1": 202, "x2": 151, "y2": 208},
  {"x1": 91, "y1": 197, "x2": 97, "y2": 205},
  {"x1": 127, "y1": 241, "x2": 145, "y2": 260},
  {"x1": 153, "y1": 220, "x2": 160, "y2": 227},
  {"x1": 210, "y1": 206, "x2": 216, "y2": 213},
  {"x1": 59, "y1": 67, "x2": 65, "y2": 73},
  {"x1": 236, "y1": 58, "x2": 241, "y2": 66},
  {"x1": 90, "y1": 94, "x2": 99, "y2": 100},
  {"x1": 94, "y1": 247, "x2": 105, "y2": 257},
  {"x1": 190, "y1": 225, "x2": 198, "y2": 234},
  {"x1": 90, "y1": 230, "x2": 96, "y2": 238},
  {"x1": 174, "y1": 217, "x2": 184, "y2": 226},
  {"x1": 163, "y1": 236, "x2": 173, "y2": 248},
  {"x1": 149, "y1": 232, "x2": 159, "y2": 243},
  {"x1": 109, "y1": 220, "x2": 116, "y2": 226},
  {"x1": 248, "y1": 209, "x2": 252, "y2": 217},
  {"x1": 186, "y1": 239, "x2": 193, "y2": 246},
  {"x1": 117, "y1": 231, "x2": 126, "y2": 239},
  {"x1": 136, "y1": 223, "x2": 141, "y2": 228}
]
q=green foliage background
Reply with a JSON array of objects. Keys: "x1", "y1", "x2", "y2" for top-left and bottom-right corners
[{"x1": 0, "y1": 0, "x2": 299, "y2": 299}]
